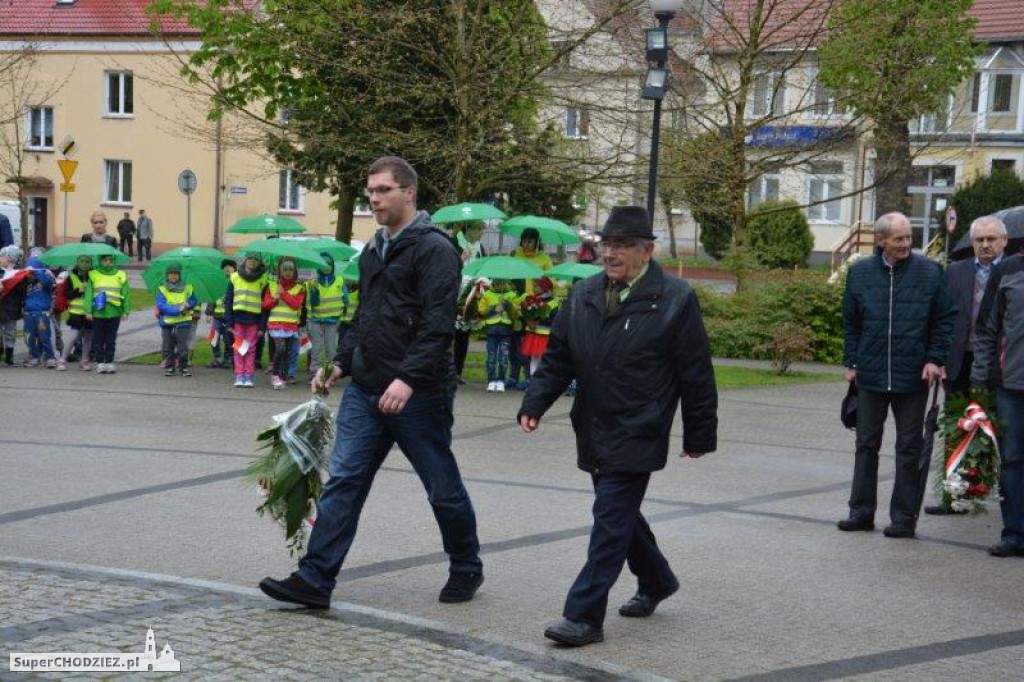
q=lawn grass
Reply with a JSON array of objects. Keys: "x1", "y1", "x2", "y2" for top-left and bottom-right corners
[
  {"x1": 130, "y1": 287, "x2": 155, "y2": 310},
  {"x1": 129, "y1": 346, "x2": 840, "y2": 390}
]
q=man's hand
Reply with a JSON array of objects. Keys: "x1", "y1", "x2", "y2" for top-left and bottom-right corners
[
  {"x1": 378, "y1": 378, "x2": 413, "y2": 415},
  {"x1": 845, "y1": 368, "x2": 857, "y2": 383},
  {"x1": 921, "y1": 362, "x2": 944, "y2": 385},
  {"x1": 519, "y1": 414, "x2": 540, "y2": 433},
  {"x1": 311, "y1": 365, "x2": 343, "y2": 394},
  {"x1": 682, "y1": 452, "x2": 706, "y2": 459}
]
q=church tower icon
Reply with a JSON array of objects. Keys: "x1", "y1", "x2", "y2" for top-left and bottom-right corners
[{"x1": 141, "y1": 627, "x2": 181, "y2": 672}]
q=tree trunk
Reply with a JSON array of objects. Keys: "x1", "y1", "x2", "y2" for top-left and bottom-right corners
[
  {"x1": 661, "y1": 195, "x2": 678, "y2": 258},
  {"x1": 872, "y1": 116, "x2": 912, "y2": 217},
  {"x1": 334, "y1": 187, "x2": 355, "y2": 243}
]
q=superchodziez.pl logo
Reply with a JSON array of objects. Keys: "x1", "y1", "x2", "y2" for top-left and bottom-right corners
[{"x1": 10, "y1": 627, "x2": 181, "y2": 673}]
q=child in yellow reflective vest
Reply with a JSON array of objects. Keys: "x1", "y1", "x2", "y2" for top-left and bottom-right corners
[
  {"x1": 84, "y1": 253, "x2": 131, "y2": 374},
  {"x1": 156, "y1": 262, "x2": 198, "y2": 376},
  {"x1": 306, "y1": 253, "x2": 342, "y2": 378},
  {"x1": 262, "y1": 257, "x2": 306, "y2": 390},
  {"x1": 477, "y1": 278, "x2": 519, "y2": 392}
]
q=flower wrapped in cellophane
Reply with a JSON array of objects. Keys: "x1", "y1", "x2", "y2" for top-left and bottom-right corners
[
  {"x1": 935, "y1": 392, "x2": 1001, "y2": 514},
  {"x1": 248, "y1": 394, "x2": 334, "y2": 555}
]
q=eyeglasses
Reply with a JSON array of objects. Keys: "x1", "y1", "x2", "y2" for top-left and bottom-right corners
[
  {"x1": 600, "y1": 239, "x2": 642, "y2": 251},
  {"x1": 364, "y1": 185, "x2": 408, "y2": 198}
]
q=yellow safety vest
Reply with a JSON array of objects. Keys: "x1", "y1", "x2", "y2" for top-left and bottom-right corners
[
  {"x1": 158, "y1": 284, "x2": 194, "y2": 325},
  {"x1": 213, "y1": 297, "x2": 225, "y2": 317},
  {"x1": 230, "y1": 272, "x2": 264, "y2": 314},
  {"x1": 67, "y1": 272, "x2": 87, "y2": 316},
  {"x1": 478, "y1": 290, "x2": 517, "y2": 326},
  {"x1": 268, "y1": 281, "x2": 304, "y2": 325},
  {"x1": 309, "y1": 279, "x2": 344, "y2": 319},
  {"x1": 89, "y1": 270, "x2": 127, "y2": 309},
  {"x1": 340, "y1": 289, "x2": 359, "y2": 323}
]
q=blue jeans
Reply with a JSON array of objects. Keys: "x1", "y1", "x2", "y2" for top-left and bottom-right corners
[
  {"x1": 997, "y1": 388, "x2": 1024, "y2": 548},
  {"x1": 298, "y1": 382, "x2": 482, "y2": 593},
  {"x1": 485, "y1": 326, "x2": 512, "y2": 383},
  {"x1": 24, "y1": 312, "x2": 53, "y2": 360}
]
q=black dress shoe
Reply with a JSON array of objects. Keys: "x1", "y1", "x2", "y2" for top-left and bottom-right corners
[
  {"x1": 883, "y1": 524, "x2": 915, "y2": 539},
  {"x1": 543, "y1": 619, "x2": 604, "y2": 647},
  {"x1": 837, "y1": 517, "x2": 874, "y2": 532},
  {"x1": 988, "y1": 542, "x2": 1024, "y2": 557},
  {"x1": 439, "y1": 572, "x2": 483, "y2": 603},
  {"x1": 259, "y1": 572, "x2": 330, "y2": 609},
  {"x1": 619, "y1": 577, "x2": 680, "y2": 618},
  {"x1": 924, "y1": 504, "x2": 968, "y2": 516}
]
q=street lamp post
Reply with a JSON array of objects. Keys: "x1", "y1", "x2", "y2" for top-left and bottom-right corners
[{"x1": 641, "y1": 0, "x2": 684, "y2": 223}]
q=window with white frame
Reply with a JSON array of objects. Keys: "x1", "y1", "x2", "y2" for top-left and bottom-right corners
[
  {"x1": 748, "y1": 71, "x2": 785, "y2": 118},
  {"x1": 104, "y1": 160, "x2": 132, "y2": 203},
  {"x1": 25, "y1": 106, "x2": 53, "y2": 149},
  {"x1": 105, "y1": 71, "x2": 134, "y2": 116},
  {"x1": 747, "y1": 167, "x2": 780, "y2": 208},
  {"x1": 971, "y1": 72, "x2": 1017, "y2": 113},
  {"x1": 565, "y1": 107, "x2": 589, "y2": 139},
  {"x1": 807, "y1": 161, "x2": 844, "y2": 222},
  {"x1": 811, "y1": 76, "x2": 846, "y2": 117},
  {"x1": 279, "y1": 170, "x2": 303, "y2": 212}
]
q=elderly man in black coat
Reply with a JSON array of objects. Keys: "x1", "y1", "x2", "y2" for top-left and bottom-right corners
[{"x1": 518, "y1": 206, "x2": 718, "y2": 647}]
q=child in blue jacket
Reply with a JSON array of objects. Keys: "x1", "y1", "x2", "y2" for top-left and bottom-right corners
[{"x1": 22, "y1": 248, "x2": 56, "y2": 367}]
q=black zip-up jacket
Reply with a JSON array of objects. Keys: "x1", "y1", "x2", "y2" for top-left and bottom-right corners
[
  {"x1": 334, "y1": 211, "x2": 459, "y2": 394},
  {"x1": 519, "y1": 262, "x2": 718, "y2": 473},
  {"x1": 972, "y1": 254, "x2": 1024, "y2": 391},
  {"x1": 843, "y1": 251, "x2": 954, "y2": 393}
]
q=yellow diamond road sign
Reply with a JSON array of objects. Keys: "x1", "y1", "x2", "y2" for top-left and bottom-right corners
[
  {"x1": 57, "y1": 159, "x2": 78, "y2": 184},
  {"x1": 60, "y1": 182, "x2": 76, "y2": 193}
]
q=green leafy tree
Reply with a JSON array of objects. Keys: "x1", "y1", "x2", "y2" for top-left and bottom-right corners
[
  {"x1": 746, "y1": 199, "x2": 814, "y2": 268},
  {"x1": 941, "y1": 169, "x2": 1024, "y2": 246},
  {"x1": 818, "y1": 0, "x2": 979, "y2": 215},
  {"x1": 149, "y1": 0, "x2": 584, "y2": 241}
]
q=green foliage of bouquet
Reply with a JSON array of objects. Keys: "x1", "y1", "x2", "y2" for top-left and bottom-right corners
[
  {"x1": 248, "y1": 389, "x2": 335, "y2": 555},
  {"x1": 935, "y1": 391, "x2": 1001, "y2": 514}
]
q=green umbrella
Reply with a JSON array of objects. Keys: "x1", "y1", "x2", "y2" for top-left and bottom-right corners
[
  {"x1": 292, "y1": 238, "x2": 358, "y2": 263},
  {"x1": 431, "y1": 203, "x2": 507, "y2": 225},
  {"x1": 239, "y1": 238, "x2": 328, "y2": 270},
  {"x1": 546, "y1": 262, "x2": 603, "y2": 281},
  {"x1": 227, "y1": 214, "x2": 307, "y2": 235},
  {"x1": 340, "y1": 257, "x2": 360, "y2": 282},
  {"x1": 500, "y1": 215, "x2": 580, "y2": 246},
  {"x1": 155, "y1": 246, "x2": 226, "y2": 266},
  {"x1": 462, "y1": 256, "x2": 544, "y2": 280},
  {"x1": 38, "y1": 243, "x2": 128, "y2": 268},
  {"x1": 142, "y1": 259, "x2": 228, "y2": 304}
]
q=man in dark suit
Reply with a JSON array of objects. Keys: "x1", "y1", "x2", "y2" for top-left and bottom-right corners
[
  {"x1": 925, "y1": 214, "x2": 1007, "y2": 515},
  {"x1": 518, "y1": 206, "x2": 718, "y2": 647}
]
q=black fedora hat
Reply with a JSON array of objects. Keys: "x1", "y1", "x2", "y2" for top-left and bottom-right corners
[{"x1": 596, "y1": 206, "x2": 655, "y2": 240}]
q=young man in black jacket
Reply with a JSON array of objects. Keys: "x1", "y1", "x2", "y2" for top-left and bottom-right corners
[{"x1": 260, "y1": 156, "x2": 483, "y2": 609}]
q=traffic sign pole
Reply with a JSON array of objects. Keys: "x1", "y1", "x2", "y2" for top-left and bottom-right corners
[
  {"x1": 56, "y1": 157, "x2": 78, "y2": 244},
  {"x1": 177, "y1": 169, "x2": 197, "y2": 246}
]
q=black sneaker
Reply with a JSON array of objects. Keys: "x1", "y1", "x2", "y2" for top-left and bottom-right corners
[
  {"x1": 438, "y1": 572, "x2": 484, "y2": 603},
  {"x1": 164, "y1": 366, "x2": 176, "y2": 377},
  {"x1": 259, "y1": 573, "x2": 330, "y2": 609},
  {"x1": 180, "y1": 367, "x2": 192, "y2": 377}
]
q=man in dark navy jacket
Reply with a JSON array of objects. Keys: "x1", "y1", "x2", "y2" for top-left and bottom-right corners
[{"x1": 839, "y1": 212, "x2": 955, "y2": 539}]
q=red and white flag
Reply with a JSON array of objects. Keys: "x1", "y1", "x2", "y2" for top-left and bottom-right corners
[
  {"x1": 233, "y1": 337, "x2": 251, "y2": 356},
  {"x1": 298, "y1": 334, "x2": 312, "y2": 355},
  {"x1": 206, "y1": 326, "x2": 219, "y2": 347},
  {"x1": 0, "y1": 268, "x2": 30, "y2": 298}
]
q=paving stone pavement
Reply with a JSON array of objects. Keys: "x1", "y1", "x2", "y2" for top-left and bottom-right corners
[{"x1": 0, "y1": 559, "x2": 646, "y2": 681}]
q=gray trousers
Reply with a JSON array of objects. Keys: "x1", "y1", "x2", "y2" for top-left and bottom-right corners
[
  {"x1": 61, "y1": 326, "x2": 92, "y2": 363},
  {"x1": 161, "y1": 324, "x2": 192, "y2": 368},
  {"x1": 848, "y1": 387, "x2": 929, "y2": 527},
  {"x1": 307, "y1": 321, "x2": 338, "y2": 374}
]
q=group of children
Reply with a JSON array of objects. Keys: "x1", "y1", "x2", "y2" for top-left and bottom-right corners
[{"x1": 0, "y1": 245, "x2": 131, "y2": 372}]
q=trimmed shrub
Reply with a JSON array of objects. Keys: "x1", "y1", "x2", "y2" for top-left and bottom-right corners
[{"x1": 746, "y1": 199, "x2": 814, "y2": 269}]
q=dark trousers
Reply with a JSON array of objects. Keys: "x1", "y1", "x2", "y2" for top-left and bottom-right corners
[
  {"x1": 137, "y1": 238, "x2": 152, "y2": 261},
  {"x1": 563, "y1": 471, "x2": 676, "y2": 628},
  {"x1": 161, "y1": 324, "x2": 191, "y2": 368},
  {"x1": 453, "y1": 328, "x2": 470, "y2": 377},
  {"x1": 298, "y1": 382, "x2": 481, "y2": 593},
  {"x1": 92, "y1": 317, "x2": 121, "y2": 363},
  {"x1": 119, "y1": 234, "x2": 134, "y2": 256},
  {"x1": 997, "y1": 388, "x2": 1024, "y2": 549},
  {"x1": 271, "y1": 335, "x2": 294, "y2": 378},
  {"x1": 849, "y1": 387, "x2": 929, "y2": 527},
  {"x1": 945, "y1": 351, "x2": 973, "y2": 398}
]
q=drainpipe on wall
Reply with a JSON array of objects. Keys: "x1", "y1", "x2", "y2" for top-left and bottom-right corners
[{"x1": 212, "y1": 114, "x2": 223, "y2": 250}]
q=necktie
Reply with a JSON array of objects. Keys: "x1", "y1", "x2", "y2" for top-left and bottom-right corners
[{"x1": 606, "y1": 281, "x2": 627, "y2": 315}]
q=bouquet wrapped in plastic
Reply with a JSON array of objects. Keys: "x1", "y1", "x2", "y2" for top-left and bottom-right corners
[
  {"x1": 248, "y1": 392, "x2": 334, "y2": 554},
  {"x1": 934, "y1": 392, "x2": 1001, "y2": 514}
]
